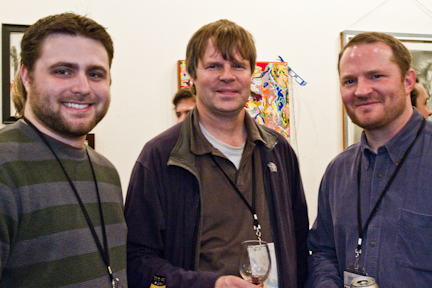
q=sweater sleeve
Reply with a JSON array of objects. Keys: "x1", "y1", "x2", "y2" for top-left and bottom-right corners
[
  {"x1": 0, "y1": 170, "x2": 19, "y2": 281},
  {"x1": 124, "y1": 161, "x2": 220, "y2": 288}
]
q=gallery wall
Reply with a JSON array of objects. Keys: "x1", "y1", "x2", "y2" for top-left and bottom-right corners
[{"x1": 1, "y1": 0, "x2": 432, "y2": 224}]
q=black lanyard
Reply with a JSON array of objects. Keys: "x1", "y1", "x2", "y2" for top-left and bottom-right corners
[
  {"x1": 23, "y1": 118, "x2": 118, "y2": 287},
  {"x1": 354, "y1": 118, "x2": 425, "y2": 268},
  {"x1": 210, "y1": 153, "x2": 262, "y2": 241}
]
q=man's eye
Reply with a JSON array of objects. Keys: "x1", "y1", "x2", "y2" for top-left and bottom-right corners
[
  {"x1": 372, "y1": 74, "x2": 382, "y2": 79},
  {"x1": 57, "y1": 70, "x2": 69, "y2": 75},
  {"x1": 89, "y1": 71, "x2": 106, "y2": 79}
]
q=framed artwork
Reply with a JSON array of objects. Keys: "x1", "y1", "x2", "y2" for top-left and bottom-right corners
[
  {"x1": 340, "y1": 30, "x2": 432, "y2": 149},
  {"x1": 177, "y1": 60, "x2": 290, "y2": 140},
  {"x1": 85, "y1": 133, "x2": 95, "y2": 149},
  {"x1": 2, "y1": 24, "x2": 29, "y2": 124},
  {"x1": 177, "y1": 60, "x2": 190, "y2": 90}
]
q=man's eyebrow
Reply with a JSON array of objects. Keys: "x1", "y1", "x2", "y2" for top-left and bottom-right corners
[
  {"x1": 202, "y1": 59, "x2": 220, "y2": 65},
  {"x1": 365, "y1": 69, "x2": 384, "y2": 75},
  {"x1": 49, "y1": 62, "x2": 108, "y2": 74},
  {"x1": 340, "y1": 74, "x2": 354, "y2": 80},
  {"x1": 49, "y1": 62, "x2": 78, "y2": 70},
  {"x1": 87, "y1": 65, "x2": 108, "y2": 74}
]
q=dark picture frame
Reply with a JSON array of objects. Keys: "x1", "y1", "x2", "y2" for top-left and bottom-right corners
[
  {"x1": 2, "y1": 24, "x2": 29, "y2": 124},
  {"x1": 340, "y1": 30, "x2": 432, "y2": 150},
  {"x1": 85, "y1": 133, "x2": 95, "y2": 149}
]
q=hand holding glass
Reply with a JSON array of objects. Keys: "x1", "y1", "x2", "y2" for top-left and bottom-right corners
[{"x1": 239, "y1": 240, "x2": 271, "y2": 285}]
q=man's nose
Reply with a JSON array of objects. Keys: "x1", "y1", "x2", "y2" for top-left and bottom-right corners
[{"x1": 71, "y1": 73, "x2": 91, "y2": 95}]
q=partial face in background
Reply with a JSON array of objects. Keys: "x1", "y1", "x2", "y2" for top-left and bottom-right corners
[
  {"x1": 22, "y1": 34, "x2": 111, "y2": 139},
  {"x1": 339, "y1": 42, "x2": 414, "y2": 132},
  {"x1": 176, "y1": 97, "x2": 196, "y2": 123},
  {"x1": 414, "y1": 83, "x2": 432, "y2": 119},
  {"x1": 192, "y1": 39, "x2": 252, "y2": 119}
]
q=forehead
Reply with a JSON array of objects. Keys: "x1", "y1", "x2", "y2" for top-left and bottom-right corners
[
  {"x1": 339, "y1": 42, "x2": 397, "y2": 75},
  {"x1": 416, "y1": 83, "x2": 428, "y2": 98},
  {"x1": 37, "y1": 33, "x2": 109, "y2": 67},
  {"x1": 176, "y1": 97, "x2": 196, "y2": 109}
]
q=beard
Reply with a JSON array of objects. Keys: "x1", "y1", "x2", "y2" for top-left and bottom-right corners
[
  {"x1": 345, "y1": 83, "x2": 408, "y2": 131},
  {"x1": 28, "y1": 83, "x2": 110, "y2": 138}
]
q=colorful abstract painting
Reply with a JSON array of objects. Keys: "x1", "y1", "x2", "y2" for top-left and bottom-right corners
[
  {"x1": 177, "y1": 60, "x2": 191, "y2": 89},
  {"x1": 177, "y1": 61, "x2": 290, "y2": 140}
]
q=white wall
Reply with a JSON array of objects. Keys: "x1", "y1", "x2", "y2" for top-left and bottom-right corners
[{"x1": 1, "y1": 0, "x2": 432, "y2": 225}]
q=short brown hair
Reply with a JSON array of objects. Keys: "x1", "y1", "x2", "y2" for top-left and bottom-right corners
[
  {"x1": 186, "y1": 19, "x2": 256, "y2": 79},
  {"x1": 11, "y1": 70, "x2": 26, "y2": 118},
  {"x1": 173, "y1": 86, "x2": 196, "y2": 108},
  {"x1": 21, "y1": 12, "x2": 114, "y2": 77},
  {"x1": 338, "y1": 32, "x2": 412, "y2": 80}
]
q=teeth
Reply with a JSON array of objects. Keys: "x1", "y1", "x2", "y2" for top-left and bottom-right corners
[{"x1": 63, "y1": 103, "x2": 89, "y2": 109}]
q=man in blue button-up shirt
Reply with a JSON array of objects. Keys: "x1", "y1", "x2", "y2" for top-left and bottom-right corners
[{"x1": 307, "y1": 32, "x2": 432, "y2": 287}]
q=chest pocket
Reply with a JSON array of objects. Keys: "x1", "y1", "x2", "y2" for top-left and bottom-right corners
[{"x1": 396, "y1": 209, "x2": 432, "y2": 271}]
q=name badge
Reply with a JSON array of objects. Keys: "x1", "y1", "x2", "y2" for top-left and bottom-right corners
[
  {"x1": 343, "y1": 264, "x2": 366, "y2": 288},
  {"x1": 264, "y1": 242, "x2": 278, "y2": 288}
]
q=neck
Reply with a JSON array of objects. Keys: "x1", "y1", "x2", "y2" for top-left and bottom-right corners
[
  {"x1": 197, "y1": 108, "x2": 247, "y2": 147},
  {"x1": 23, "y1": 107, "x2": 86, "y2": 149}
]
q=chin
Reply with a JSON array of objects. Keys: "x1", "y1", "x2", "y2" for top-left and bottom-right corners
[{"x1": 53, "y1": 119, "x2": 99, "y2": 138}]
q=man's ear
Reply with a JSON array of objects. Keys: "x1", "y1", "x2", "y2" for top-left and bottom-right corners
[
  {"x1": 405, "y1": 69, "x2": 416, "y2": 95},
  {"x1": 20, "y1": 65, "x2": 31, "y2": 93}
]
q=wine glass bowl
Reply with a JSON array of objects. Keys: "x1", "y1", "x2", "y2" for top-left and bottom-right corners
[{"x1": 239, "y1": 240, "x2": 271, "y2": 285}]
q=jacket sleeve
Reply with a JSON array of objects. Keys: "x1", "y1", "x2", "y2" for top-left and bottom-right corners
[
  {"x1": 306, "y1": 176, "x2": 343, "y2": 288},
  {"x1": 124, "y1": 161, "x2": 220, "y2": 288},
  {"x1": 265, "y1": 136, "x2": 309, "y2": 288},
  {"x1": 288, "y1": 149, "x2": 310, "y2": 288}
]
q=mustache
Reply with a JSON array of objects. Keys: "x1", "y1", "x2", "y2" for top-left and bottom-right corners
[{"x1": 352, "y1": 96, "x2": 382, "y2": 107}]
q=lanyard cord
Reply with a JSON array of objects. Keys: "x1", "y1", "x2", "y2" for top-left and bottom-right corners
[
  {"x1": 22, "y1": 117, "x2": 115, "y2": 284},
  {"x1": 210, "y1": 154, "x2": 262, "y2": 242},
  {"x1": 355, "y1": 118, "x2": 426, "y2": 268}
]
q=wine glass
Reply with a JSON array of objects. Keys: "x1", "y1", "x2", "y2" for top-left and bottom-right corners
[{"x1": 239, "y1": 240, "x2": 271, "y2": 285}]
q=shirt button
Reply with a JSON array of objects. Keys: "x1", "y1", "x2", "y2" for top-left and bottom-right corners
[
  {"x1": 377, "y1": 173, "x2": 383, "y2": 178},
  {"x1": 395, "y1": 159, "x2": 400, "y2": 164},
  {"x1": 370, "y1": 242, "x2": 376, "y2": 247}
]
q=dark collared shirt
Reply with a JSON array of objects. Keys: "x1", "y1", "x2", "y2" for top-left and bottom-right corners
[
  {"x1": 191, "y1": 110, "x2": 273, "y2": 276},
  {"x1": 307, "y1": 110, "x2": 432, "y2": 287}
]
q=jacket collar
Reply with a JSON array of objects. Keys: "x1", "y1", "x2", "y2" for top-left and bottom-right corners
[{"x1": 168, "y1": 107, "x2": 278, "y2": 171}]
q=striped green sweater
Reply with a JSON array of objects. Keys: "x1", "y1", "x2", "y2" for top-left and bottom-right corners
[{"x1": 0, "y1": 120, "x2": 127, "y2": 287}]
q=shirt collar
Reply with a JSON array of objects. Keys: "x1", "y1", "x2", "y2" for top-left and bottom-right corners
[
  {"x1": 190, "y1": 107, "x2": 266, "y2": 156},
  {"x1": 360, "y1": 109, "x2": 425, "y2": 165}
]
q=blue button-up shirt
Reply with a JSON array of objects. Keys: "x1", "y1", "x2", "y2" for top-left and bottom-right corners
[{"x1": 307, "y1": 109, "x2": 432, "y2": 287}]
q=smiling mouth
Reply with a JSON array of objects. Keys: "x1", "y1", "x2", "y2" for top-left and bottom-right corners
[
  {"x1": 217, "y1": 89, "x2": 238, "y2": 94},
  {"x1": 355, "y1": 100, "x2": 380, "y2": 107},
  {"x1": 63, "y1": 102, "x2": 91, "y2": 109}
]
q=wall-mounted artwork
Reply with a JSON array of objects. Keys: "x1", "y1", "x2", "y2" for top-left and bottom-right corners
[
  {"x1": 2, "y1": 24, "x2": 29, "y2": 124},
  {"x1": 177, "y1": 60, "x2": 190, "y2": 90},
  {"x1": 177, "y1": 60, "x2": 290, "y2": 140},
  {"x1": 85, "y1": 133, "x2": 95, "y2": 150},
  {"x1": 340, "y1": 30, "x2": 432, "y2": 149}
]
